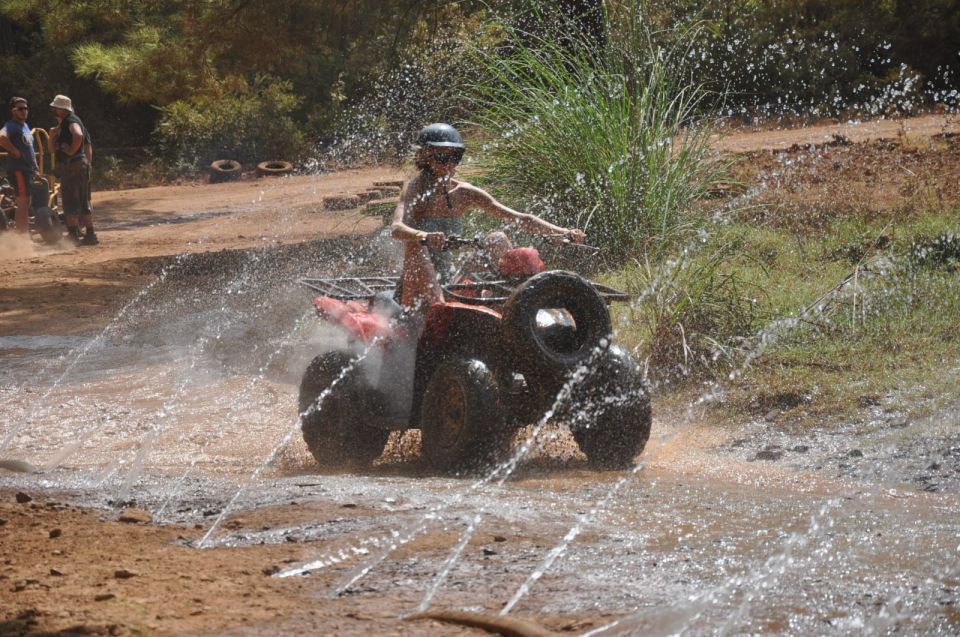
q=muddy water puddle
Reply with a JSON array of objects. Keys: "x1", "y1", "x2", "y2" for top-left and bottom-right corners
[
  {"x1": 2, "y1": 334, "x2": 959, "y2": 635},
  {"x1": 3, "y1": 455, "x2": 958, "y2": 635}
]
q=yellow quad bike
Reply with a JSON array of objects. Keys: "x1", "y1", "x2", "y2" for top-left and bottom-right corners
[{"x1": 0, "y1": 127, "x2": 63, "y2": 243}]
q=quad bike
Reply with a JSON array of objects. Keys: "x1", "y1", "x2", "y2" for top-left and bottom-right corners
[
  {"x1": 1, "y1": 128, "x2": 64, "y2": 243},
  {"x1": 0, "y1": 175, "x2": 63, "y2": 244},
  {"x1": 298, "y1": 236, "x2": 651, "y2": 473}
]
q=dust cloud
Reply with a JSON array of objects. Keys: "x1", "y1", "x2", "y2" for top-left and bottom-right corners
[{"x1": 0, "y1": 232, "x2": 36, "y2": 260}]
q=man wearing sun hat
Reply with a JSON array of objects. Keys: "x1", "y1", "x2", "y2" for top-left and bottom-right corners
[{"x1": 49, "y1": 94, "x2": 97, "y2": 245}]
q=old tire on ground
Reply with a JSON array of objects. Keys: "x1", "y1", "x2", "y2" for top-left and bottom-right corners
[
  {"x1": 298, "y1": 351, "x2": 389, "y2": 469},
  {"x1": 502, "y1": 271, "x2": 611, "y2": 384},
  {"x1": 33, "y1": 206, "x2": 61, "y2": 244},
  {"x1": 567, "y1": 345, "x2": 651, "y2": 469},
  {"x1": 257, "y1": 160, "x2": 293, "y2": 177},
  {"x1": 420, "y1": 358, "x2": 511, "y2": 473},
  {"x1": 209, "y1": 159, "x2": 241, "y2": 183}
]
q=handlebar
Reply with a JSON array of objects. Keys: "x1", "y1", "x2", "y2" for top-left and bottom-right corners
[
  {"x1": 419, "y1": 234, "x2": 482, "y2": 251},
  {"x1": 420, "y1": 232, "x2": 599, "y2": 253},
  {"x1": 542, "y1": 233, "x2": 600, "y2": 253}
]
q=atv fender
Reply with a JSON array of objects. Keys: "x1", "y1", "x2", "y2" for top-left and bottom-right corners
[
  {"x1": 410, "y1": 302, "x2": 504, "y2": 426},
  {"x1": 313, "y1": 296, "x2": 392, "y2": 343}
]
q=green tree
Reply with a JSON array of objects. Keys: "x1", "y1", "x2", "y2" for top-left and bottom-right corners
[{"x1": 0, "y1": 0, "x2": 498, "y2": 168}]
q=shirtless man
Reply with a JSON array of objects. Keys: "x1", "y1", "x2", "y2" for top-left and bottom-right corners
[{"x1": 391, "y1": 123, "x2": 585, "y2": 310}]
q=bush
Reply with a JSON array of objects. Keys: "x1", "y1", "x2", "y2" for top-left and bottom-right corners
[
  {"x1": 631, "y1": 0, "x2": 960, "y2": 119},
  {"x1": 154, "y1": 77, "x2": 306, "y2": 170},
  {"x1": 612, "y1": 241, "x2": 766, "y2": 382},
  {"x1": 469, "y1": 15, "x2": 726, "y2": 261}
]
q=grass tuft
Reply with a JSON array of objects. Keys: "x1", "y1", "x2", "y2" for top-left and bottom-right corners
[{"x1": 468, "y1": 15, "x2": 726, "y2": 262}]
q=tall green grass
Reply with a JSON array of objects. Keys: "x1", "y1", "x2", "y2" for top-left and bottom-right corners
[
  {"x1": 605, "y1": 236, "x2": 768, "y2": 382},
  {"x1": 705, "y1": 213, "x2": 960, "y2": 421},
  {"x1": 468, "y1": 17, "x2": 726, "y2": 261}
]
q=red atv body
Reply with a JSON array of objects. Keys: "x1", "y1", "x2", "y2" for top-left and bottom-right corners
[{"x1": 298, "y1": 245, "x2": 651, "y2": 472}]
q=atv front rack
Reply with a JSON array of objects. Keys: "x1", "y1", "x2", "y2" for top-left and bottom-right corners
[
  {"x1": 301, "y1": 276, "x2": 399, "y2": 301},
  {"x1": 300, "y1": 276, "x2": 629, "y2": 305}
]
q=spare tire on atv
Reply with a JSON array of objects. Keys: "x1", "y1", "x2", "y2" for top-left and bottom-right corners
[
  {"x1": 298, "y1": 351, "x2": 390, "y2": 469},
  {"x1": 502, "y1": 271, "x2": 611, "y2": 385},
  {"x1": 564, "y1": 345, "x2": 651, "y2": 469}
]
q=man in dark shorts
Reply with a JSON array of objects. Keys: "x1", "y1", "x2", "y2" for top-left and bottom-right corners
[
  {"x1": 0, "y1": 97, "x2": 38, "y2": 234},
  {"x1": 49, "y1": 94, "x2": 97, "y2": 245}
]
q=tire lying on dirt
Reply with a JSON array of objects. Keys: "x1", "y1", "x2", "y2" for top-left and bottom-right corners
[
  {"x1": 257, "y1": 160, "x2": 293, "y2": 177},
  {"x1": 33, "y1": 206, "x2": 61, "y2": 244},
  {"x1": 298, "y1": 351, "x2": 390, "y2": 469},
  {"x1": 420, "y1": 358, "x2": 511, "y2": 473},
  {"x1": 209, "y1": 159, "x2": 242, "y2": 183},
  {"x1": 565, "y1": 345, "x2": 651, "y2": 469},
  {"x1": 502, "y1": 271, "x2": 611, "y2": 385}
]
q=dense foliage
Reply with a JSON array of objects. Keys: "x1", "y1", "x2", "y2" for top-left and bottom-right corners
[
  {"x1": 470, "y1": 15, "x2": 724, "y2": 261},
  {"x1": 0, "y1": 0, "x2": 495, "y2": 163},
  {"x1": 0, "y1": 0, "x2": 956, "y2": 170},
  {"x1": 632, "y1": 0, "x2": 960, "y2": 119}
]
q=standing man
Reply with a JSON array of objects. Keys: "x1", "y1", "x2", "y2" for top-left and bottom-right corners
[
  {"x1": 0, "y1": 97, "x2": 38, "y2": 234},
  {"x1": 49, "y1": 94, "x2": 96, "y2": 245}
]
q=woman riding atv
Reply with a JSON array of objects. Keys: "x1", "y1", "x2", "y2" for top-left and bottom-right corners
[{"x1": 391, "y1": 123, "x2": 585, "y2": 310}]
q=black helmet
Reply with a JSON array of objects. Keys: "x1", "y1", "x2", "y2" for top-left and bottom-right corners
[{"x1": 416, "y1": 123, "x2": 465, "y2": 149}]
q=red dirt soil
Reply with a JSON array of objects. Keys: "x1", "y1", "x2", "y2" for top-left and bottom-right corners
[{"x1": 1, "y1": 115, "x2": 958, "y2": 636}]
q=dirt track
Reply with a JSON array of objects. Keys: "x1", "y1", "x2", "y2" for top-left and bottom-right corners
[
  {"x1": 1, "y1": 116, "x2": 959, "y2": 637},
  {"x1": 0, "y1": 166, "x2": 405, "y2": 336},
  {"x1": 1, "y1": 113, "x2": 958, "y2": 337}
]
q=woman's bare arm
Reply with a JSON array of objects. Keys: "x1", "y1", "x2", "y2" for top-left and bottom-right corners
[
  {"x1": 391, "y1": 177, "x2": 445, "y2": 249},
  {"x1": 391, "y1": 178, "x2": 424, "y2": 240},
  {"x1": 459, "y1": 182, "x2": 585, "y2": 241}
]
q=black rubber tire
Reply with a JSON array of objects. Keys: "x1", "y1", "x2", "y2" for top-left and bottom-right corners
[
  {"x1": 298, "y1": 351, "x2": 390, "y2": 469},
  {"x1": 420, "y1": 358, "x2": 511, "y2": 473},
  {"x1": 567, "y1": 346, "x2": 652, "y2": 469},
  {"x1": 502, "y1": 271, "x2": 611, "y2": 384},
  {"x1": 33, "y1": 206, "x2": 61, "y2": 244},
  {"x1": 32, "y1": 177, "x2": 51, "y2": 208},
  {"x1": 257, "y1": 160, "x2": 293, "y2": 177},
  {"x1": 209, "y1": 159, "x2": 242, "y2": 183}
]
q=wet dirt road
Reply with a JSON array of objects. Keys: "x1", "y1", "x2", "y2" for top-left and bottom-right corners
[
  {"x1": 3, "y1": 119, "x2": 960, "y2": 634},
  {"x1": 2, "y1": 239, "x2": 958, "y2": 636}
]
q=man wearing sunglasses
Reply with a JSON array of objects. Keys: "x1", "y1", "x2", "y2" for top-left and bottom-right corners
[
  {"x1": 391, "y1": 122, "x2": 585, "y2": 310},
  {"x1": 0, "y1": 97, "x2": 38, "y2": 234}
]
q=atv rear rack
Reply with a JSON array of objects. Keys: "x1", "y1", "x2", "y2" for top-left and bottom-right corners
[{"x1": 300, "y1": 276, "x2": 629, "y2": 305}]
